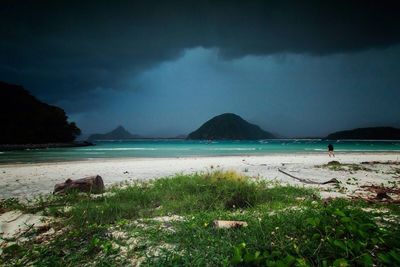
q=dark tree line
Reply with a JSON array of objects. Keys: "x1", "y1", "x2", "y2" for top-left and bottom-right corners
[{"x1": 0, "y1": 81, "x2": 81, "y2": 144}]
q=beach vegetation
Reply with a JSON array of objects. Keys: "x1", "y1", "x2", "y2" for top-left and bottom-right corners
[
  {"x1": 1, "y1": 171, "x2": 399, "y2": 266},
  {"x1": 319, "y1": 161, "x2": 372, "y2": 172}
]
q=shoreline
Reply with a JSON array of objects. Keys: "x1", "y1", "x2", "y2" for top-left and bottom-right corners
[
  {"x1": 0, "y1": 141, "x2": 94, "y2": 152},
  {"x1": 1, "y1": 150, "x2": 400, "y2": 166},
  {"x1": 1, "y1": 152, "x2": 400, "y2": 199}
]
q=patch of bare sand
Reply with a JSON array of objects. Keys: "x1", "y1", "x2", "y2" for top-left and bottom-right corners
[{"x1": 0, "y1": 153, "x2": 399, "y2": 200}]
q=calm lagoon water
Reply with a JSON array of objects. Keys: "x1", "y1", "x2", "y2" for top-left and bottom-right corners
[{"x1": 1, "y1": 139, "x2": 400, "y2": 164}]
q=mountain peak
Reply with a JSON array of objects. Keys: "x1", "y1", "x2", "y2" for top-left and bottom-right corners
[
  {"x1": 187, "y1": 113, "x2": 275, "y2": 140},
  {"x1": 88, "y1": 126, "x2": 139, "y2": 141},
  {"x1": 111, "y1": 125, "x2": 129, "y2": 133}
]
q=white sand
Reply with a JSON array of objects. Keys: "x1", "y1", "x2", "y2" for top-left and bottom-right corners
[
  {"x1": 0, "y1": 153, "x2": 400, "y2": 199},
  {"x1": 0, "y1": 211, "x2": 49, "y2": 239}
]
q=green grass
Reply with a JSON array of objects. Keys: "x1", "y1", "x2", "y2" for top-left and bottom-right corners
[
  {"x1": 1, "y1": 171, "x2": 399, "y2": 266},
  {"x1": 319, "y1": 161, "x2": 373, "y2": 172}
]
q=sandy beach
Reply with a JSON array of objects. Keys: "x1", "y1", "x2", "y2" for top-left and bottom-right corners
[{"x1": 1, "y1": 152, "x2": 399, "y2": 199}]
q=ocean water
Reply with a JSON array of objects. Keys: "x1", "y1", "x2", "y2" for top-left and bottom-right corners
[{"x1": 1, "y1": 139, "x2": 400, "y2": 164}]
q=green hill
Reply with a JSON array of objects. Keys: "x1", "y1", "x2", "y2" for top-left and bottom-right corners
[{"x1": 187, "y1": 113, "x2": 275, "y2": 140}]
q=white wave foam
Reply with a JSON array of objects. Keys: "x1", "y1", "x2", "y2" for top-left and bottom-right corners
[
  {"x1": 80, "y1": 148, "x2": 157, "y2": 151},
  {"x1": 206, "y1": 148, "x2": 257, "y2": 151},
  {"x1": 335, "y1": 149, "x2": 400, "y2": 152},
  {"x1": 305, "y1": 148, "x2": 400, "y2": 152}
]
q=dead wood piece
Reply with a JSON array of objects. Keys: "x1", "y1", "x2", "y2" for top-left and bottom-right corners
[
  {"x1": 15, "y1": 223, "x2": 35, "y2": 239},
  {"x1": 351, "y1": 184, "x2": 400, "y2": 203},
  {"x1": 213, "y1": 220, "x2": 248, "y2": 229},
  {"x1": 278, "y1": 169, "x2": 339, "y2": 185},
  {"x1": 360, "y1": 185, "x2": 400, "y2": 195},
  {"x1": 350, "y1": 195, "x2": 400, "y2": 204},
  {"x1": 361, "y1": 161, "x2": 400, "y2": 165},
  {"x1": 54, "y1": 175, "x2": 104, "y2": 195},
  {"x1": 376, "y1": 190, "x2": 392, "y2": 200}
]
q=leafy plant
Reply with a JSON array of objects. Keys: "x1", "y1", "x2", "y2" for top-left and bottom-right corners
[{"x1": 231, "y1": 203, "x2": 400, "y2": 266}]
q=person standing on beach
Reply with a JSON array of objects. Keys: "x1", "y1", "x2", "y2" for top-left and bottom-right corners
[{"x1": 328, "y1": 144, "x2": 335, "y2": 157}]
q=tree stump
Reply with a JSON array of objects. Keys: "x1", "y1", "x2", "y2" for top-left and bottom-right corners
[{"x1": 53, "y1": 175, "x2": 104, "y2": 194}]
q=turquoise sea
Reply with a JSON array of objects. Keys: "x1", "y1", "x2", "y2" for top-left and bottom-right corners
[{"x1": 1, "y1": 139, "x2": 400, "y2": 164}]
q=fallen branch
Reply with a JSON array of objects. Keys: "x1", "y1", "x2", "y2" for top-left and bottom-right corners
[
  {"x1": 15, "y1": 223, "x2": 35, "y2": 239},
  {"x1": 360, "y1": 185, "x2": 400, "y2": 195},
  {"x1": 278, "y1": 169, "x2": 338, "y2": 185},
  {"x1": 361, "y1": 161, "x2": 400, "y2": 165}
]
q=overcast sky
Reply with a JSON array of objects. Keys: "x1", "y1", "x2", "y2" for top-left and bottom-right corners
[{"x1": 1, "y1": 0, "x2": 400, "y2": 137}]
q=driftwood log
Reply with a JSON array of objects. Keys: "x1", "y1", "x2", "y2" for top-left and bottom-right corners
[
  {"x1": 53, "y1": 175, "x2": 104, "y2": 194},
  {"x1": 278, "y1": 169, "x2": 339, "y2": 185}
]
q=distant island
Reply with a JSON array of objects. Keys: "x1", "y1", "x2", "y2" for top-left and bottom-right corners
[
  {"x1": 187, "y1": 113, "x2": 275, "y2": 140},
  {"x1": 326, "y1": 127, "x2": 400, "y2": 140},
  {"x1": 88, "y1": 126, "x2": 140, "y2": 141},
  {"x1": 0, "y1": 81, "x2": 83, "y2": 147}
]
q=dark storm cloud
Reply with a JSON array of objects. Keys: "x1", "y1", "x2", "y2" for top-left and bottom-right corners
[{"x1": 1, "y1": 0, "x2": 400, "y2": 103}]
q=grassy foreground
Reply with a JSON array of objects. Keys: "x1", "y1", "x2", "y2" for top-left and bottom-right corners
[{"x1": 1, "y1": 171, "x2": 400, "y2": 266}]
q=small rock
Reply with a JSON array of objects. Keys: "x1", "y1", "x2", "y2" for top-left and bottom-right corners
[{"x1": 213, "y1": 220, "x2": 248, "y2": 229}]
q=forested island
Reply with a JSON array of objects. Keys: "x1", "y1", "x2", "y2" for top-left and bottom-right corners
[
  {"x1": 0, "y1": 81, "x2": 86, "y2": 150},
  {"x1": 187, "y1": 113, "x2": 275, "y2": 140},
  {"x1": 326, "y1": 127, "x2": 400, "y2": 140}
]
